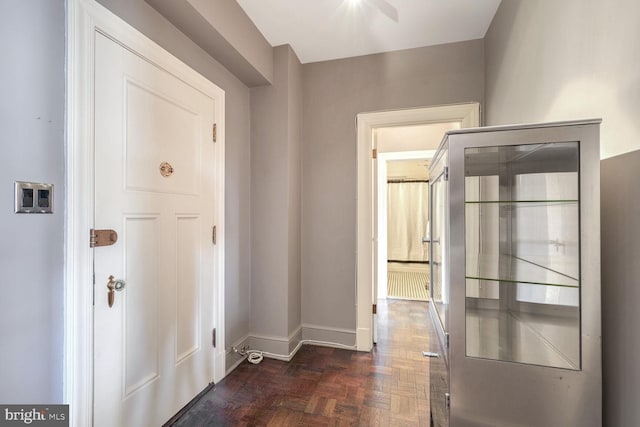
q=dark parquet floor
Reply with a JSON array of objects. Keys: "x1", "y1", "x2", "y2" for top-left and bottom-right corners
[{"x1": 171, "y1": 299, "x2": 431, "y2": 426}]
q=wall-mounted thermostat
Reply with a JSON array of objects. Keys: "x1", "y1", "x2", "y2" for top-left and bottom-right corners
[{"x1": 15, "y1": 181, "x2": 54, "y2": 213}]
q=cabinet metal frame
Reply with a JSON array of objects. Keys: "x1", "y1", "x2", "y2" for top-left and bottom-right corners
[{"x1": 429, "y1": 119, "x2": 602, "y2": 427}]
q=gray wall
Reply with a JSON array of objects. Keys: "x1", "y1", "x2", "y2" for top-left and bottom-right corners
[
  {"x1": 144, "y1": 0, "x2": 273, "y2": 86},
  {"x1": 301, "y1": 41, "x2": 485, "y2": 335},
  {"x1": 250, "y1": 45, "x2": 302, "y2": 352},
  {"x1": 287, "y1": 48, "x2": 303, "y2": 338},
  {"x1": 484, "y1": 1, "x2": 640, "y2": 424},
  {"x1": 485, "y1": 0, "x2": 640, "y2": 159},
  {"x1": 0, "y1": 0, "x2": 65, "y2": 403},
  {"x1": 601, "y1": 152, "x2": 640, "y2": 427},
  {"x1": 95, "y1": 0, "x2": 253, "y2": 355},
  {"x1": 186, "y1": 0, "x2": 274, "y2": 84}
]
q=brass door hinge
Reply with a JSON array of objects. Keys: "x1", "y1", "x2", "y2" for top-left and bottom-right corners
[
  {"x1": 372, "y1": 304, "x2": 377, "y2": 314},
  {"x1": 90, "y1": 229, "x2": 118, "y2": 248},
  {"x1": 212, "y1": 225, "x2": 217, "y2": 244},
  {"x1": 372, "y1": 148, "x2": 377, "y2": 159},
  {"x1": 212, "y1": 123, "x2": 217, "y2": 143}
]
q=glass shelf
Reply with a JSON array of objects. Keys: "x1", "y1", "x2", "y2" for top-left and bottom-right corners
[
  {"x1": 465, "y1": 200, "x2": 578, "y2": 205},
  {"x1": 466, "y1": 305, "x2": 580, "y2": 370},
  {"x1": 466, "y1": 254, "x2": 579, "y2": 288},
  {"x1": 463, "y1": 141, "x2": 582, "y2": 371}
]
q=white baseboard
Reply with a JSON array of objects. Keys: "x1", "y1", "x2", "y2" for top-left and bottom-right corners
[
  {"x1": 302, "y1": 324, "x2": 357, "y2": 348},
  {"x1": 225, "y1": 324, "x2": 358, "y2": 375},
  {"x1": 248, "y1": 325, "x2": 303, "y2": 361}
]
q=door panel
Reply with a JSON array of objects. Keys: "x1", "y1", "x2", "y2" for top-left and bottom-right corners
[
  {"x1": 176, "y1": 216, "x2": 201, "y2": 363},
  {"x1": 93, "y1": 32, "x2": 216, "y2": 427},
  {"x1": 124, "y1": 216, "x2": 160, "y2": 397},
  {"x1": 125, "y1": 80, "x2": 200, "y2": 195}
]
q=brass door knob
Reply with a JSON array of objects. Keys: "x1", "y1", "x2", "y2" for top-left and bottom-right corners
[{"x1": 107, "y1": 275, "x2": 126, "y2": 308}]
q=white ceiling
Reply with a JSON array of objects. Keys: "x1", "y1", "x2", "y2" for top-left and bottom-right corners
[{"x1": 236, "y1": 0, "x2": 502, "y2": 64}]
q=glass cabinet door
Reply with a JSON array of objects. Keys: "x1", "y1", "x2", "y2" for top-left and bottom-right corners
[
  {"x1": 464, "y1": 142, "x2": 581, "y2": 370},
  {"x1": 429, "y1": 150, "x2": 450, "y2": 427},
  {"x1": 430, "y1": 163, "x2": 449, "y2": 334}
]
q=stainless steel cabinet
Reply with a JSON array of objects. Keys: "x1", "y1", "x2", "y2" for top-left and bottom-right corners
[{"x1": 428, "y1": 120, "x2": 601, "y2": 427}]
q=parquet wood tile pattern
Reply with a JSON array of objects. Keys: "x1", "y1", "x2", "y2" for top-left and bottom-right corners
[{"x1": 170, "y1": 299, "x2": 431, "y2": 426}]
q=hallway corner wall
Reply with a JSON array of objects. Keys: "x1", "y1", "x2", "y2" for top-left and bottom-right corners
[
  {"x1": 250, "y1": 45, "x2": 303, "y2": 354},
  {"x1": 287, "y1": 46, "x2": 303, "y2": 339}
]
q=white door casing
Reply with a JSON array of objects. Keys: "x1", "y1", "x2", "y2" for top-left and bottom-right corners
[
  {"x1": 65, "y1": 1, "x2": 225, "y2": 426},
  {"x1": 355, "y1": 104, "x2": 480, "y2": 351}
]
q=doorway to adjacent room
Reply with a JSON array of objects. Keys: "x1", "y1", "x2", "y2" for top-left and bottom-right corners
[
  {"x1": 377, "y1": 150, "x2": 435, "y2": 302},
  {"x1": 383, "y1": 155, "x2": 433, "y2": 302},
  {"x1": 356, "y1": 103, "x2": 480, "y2": 350}
]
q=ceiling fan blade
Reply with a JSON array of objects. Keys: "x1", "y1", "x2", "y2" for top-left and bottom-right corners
[{"x1": 366, "y1": 0, "x2": 399, "y2": 22}]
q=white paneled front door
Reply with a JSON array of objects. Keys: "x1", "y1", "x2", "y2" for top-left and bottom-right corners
[{"x1": 93, "y1": 32, "x2": 217, "y2": 427}]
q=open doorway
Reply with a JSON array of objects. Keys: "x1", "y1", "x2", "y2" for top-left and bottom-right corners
[
  {"x1": 372, "y1": 124, "x2": 456, "y2": 344},
  {"x1": 356, "y1": 103, "x2": 480, "y2": 351},
  {"x1": 379, "y1": 154, "x2": 432, "y2": 302}
]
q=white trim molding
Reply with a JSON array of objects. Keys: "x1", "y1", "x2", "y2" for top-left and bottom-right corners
[
  {"x1": 355, "y1": 103, "x2": 480, "y2": 351},
  {"x1": 301, "y1": 324, "x2": 357, "y2": 347},
  {"x1": 224, "y1": 326, "x2": 356, "y2": 370},
  {"x1": 65, "y1": 1, "x2": 226, "y2": 425},
  {"x1": 248, "y1": 325, "x2": 303, "y2": 360}
]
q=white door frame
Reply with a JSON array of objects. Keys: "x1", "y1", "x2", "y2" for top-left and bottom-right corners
[
  {"x1": 64, "y1": 1, "x2": 226, "y2": 425},
  {"x1": 356, "y1": 103, "x2": 480, "y2": 351}
]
